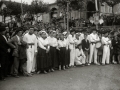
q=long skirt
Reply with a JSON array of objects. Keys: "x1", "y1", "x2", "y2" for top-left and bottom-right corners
[
  {"x1": 59, "y1": 47, "x2": 66, "y2": 66},
  {"x1": 37, "y1": 47, "x2": 48, "y2": 71},
  {"x1": 65, "y1": 49, "x2": 70, "y2": 66},
  {"x1": 50, "y1": 46, "x2": 58, "y2": 68}
]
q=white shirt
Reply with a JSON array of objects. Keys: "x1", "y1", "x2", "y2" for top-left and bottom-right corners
[
  {"x1": 47, "y1": 36, "x2": 58, "y2": 47},
  {"x1": 58, "y1": 39, "x2": 66, "y2": 48},
  {"x1": 23, "y1": 33, "x2": 37, "y2": 52},
  {"x1": 68, "y1": 34, "x2": 75, "y2": 49},
  {"x1": 89, "y1": 33, "x2": 100, "y2": 43},
  {"x1": 37, "y1": 37, "x2": 49, "y2": 50},
  {"x1": 101, "y1": 36, "x2": 111, "y2": 45}
]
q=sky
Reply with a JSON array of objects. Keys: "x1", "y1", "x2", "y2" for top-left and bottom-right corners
[{"x1": 9, "y1": 0, "x2": 56, "y2": 4}]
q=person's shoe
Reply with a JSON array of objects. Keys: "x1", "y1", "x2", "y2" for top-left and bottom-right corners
[
  {"x1": 14, "y1": 75, "x2": 19, "y2": 78},
  {"x1": 51, "y1": 69, "x2": 54, "y2": 72},
  {"x1": 37, "y1": 71, "x2": 41, "y2": 74},
  {"x1": 48, "y1": 69, "x2": 51, "y2": 73},
  {"x1": 102, "y1": 63, "x2": 105, "y2": 66},
  {"x1": 63, "y1": 66, "x2": 66, "y2": 70},
  {"x1": 43, "y1": 71, "x2": 47, "y2": 74},
  {"x1": 59, "y1": 66, "x2": 61, "y2": 71},
  {"x1": 31, "y1": 71, "x2": 36, "y2": 74},
  {"x1": 88, "y1": 63, "x2": 90, "y2": 66},
  {"x1": 82, "y1": 64, "x2": 85, "y2": 67},
  {"x1": 95, "y1": 63, "x2": 100, "y2": 65},
  {"x1": 27, "y1": 74, "x2": 32, "y2": 77},
  {"x1": 66, "y1": 66, "x2": 69, "y2": 69}
]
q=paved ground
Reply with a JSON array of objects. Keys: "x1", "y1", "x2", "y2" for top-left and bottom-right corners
[{"x1": 0, "y1": 65, "x2": 120, "y2": 90}]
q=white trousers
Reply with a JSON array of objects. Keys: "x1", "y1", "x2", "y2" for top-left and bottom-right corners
[
  {"x1": 89, "y1": 44, "x2": 96, "y2": 64},
  {"x1": 70, "y1": 49, "x2": 75, "y2": 66},
  {"x1": 75, "y1": 56, "x2": 86, "y2": 65},
  {"x1": 94, "y1": 48, "x2": 98, "y2": 64},
  {"x1": 102, "y1": 45, "x2": 110, "y2": 64},
  {"x1": 26, "y1": 46, "x2": 35, "y2": 73},
  {"x1": 32, "y1": 54, "x2": 36, "y2": 72}
]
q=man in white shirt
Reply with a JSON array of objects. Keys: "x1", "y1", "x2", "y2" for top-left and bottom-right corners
[
  {"x1": 101, "y1": 30, "x2": 111, "y2": 65},
  {"x1": 89, "y1": 29, "x2": 100, "y2": 65},
  {"x1": 68, "y1": 30, "x2": 76, "y2": 67},
  {"x1": 23, "y1": 27, "x2": 37, "y2": 74}
]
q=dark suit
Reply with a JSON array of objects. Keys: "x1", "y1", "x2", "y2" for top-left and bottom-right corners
[
  {"x1": 8, "y1": 35, "x2": 20, "y2": 75},
  {"x1": 82, "y1": 39, "x2": 90, "y2": 63},
  {"x1": 0, "y1": 34, "x2": 9, "y2": 79},
  {"x1": 82, "y1": 39, "x2": 90, "y2": 51}
]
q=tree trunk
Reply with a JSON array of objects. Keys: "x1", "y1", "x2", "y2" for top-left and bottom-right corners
[
  {"x1": 112, "y1": 6, "x2": 115, "y2": 26},
  {"x1": 67, "y1": 2, "x2": 69, "y2": 32}
]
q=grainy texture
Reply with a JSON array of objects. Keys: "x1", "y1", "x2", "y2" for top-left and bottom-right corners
[{"x1": 0, "y1": 65, "x2": 120, "y2": 90}]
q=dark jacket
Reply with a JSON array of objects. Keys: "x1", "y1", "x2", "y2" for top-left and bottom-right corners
[
  {"x1": 0, "y1": 34, "x2": 9, "y2": 55},
  {"x1": 0, "y1": 34, "x2": 9, "y2": 63},
  {"x1": 82, "y1": 39, "x2": 90, "y2": 51}
]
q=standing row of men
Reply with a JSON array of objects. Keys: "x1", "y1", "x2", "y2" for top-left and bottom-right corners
[{"x1": 0, "y1": 25, "x2": 119, "y2": 81}]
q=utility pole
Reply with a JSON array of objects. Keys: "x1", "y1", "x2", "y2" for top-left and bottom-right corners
[
  {"x1": 21, "y1": 0, "x2": 23, "y2": 26},
  {"x1": 67, "y1": 1, "x2": 69, "y2": 32}
]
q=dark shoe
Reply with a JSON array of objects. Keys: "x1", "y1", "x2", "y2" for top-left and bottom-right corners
[
  {"x1": 102, "y1": 63, "x2": 105, "y2": 66},
  {"x1": 0, "y1": 77, "x2": 6, "y2": 81},
  {"x1": 27, "y1": 74, "x2": 32, "y2": 77},
  {"x1": 14, "y1": 75, "x2": 19, "y2": 78}
]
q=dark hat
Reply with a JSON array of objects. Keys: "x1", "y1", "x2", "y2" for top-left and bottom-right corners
[
  {"x1": 82, "y1": 29, "x2": 87, "y2": 33},
  {"x1": 97, "y1": 30, "x2": 102, "y2": 34},
  {"x1": 75, "y1": 30, "x2": 80, "y2": 33},
  {"x1": 102, "y1": 30, "x2": 109, "y2": 34},
  {"x1": 0, "y1": 26, "x2": 6, "y2": 32},
  {"x1": 91, "y1": 29, "x2": 97, "y2": 32},
  {"x1": 70, "y1": 29, "x2": 75, "y2": 33}
]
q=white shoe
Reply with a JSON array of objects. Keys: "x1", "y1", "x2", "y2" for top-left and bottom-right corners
[{"x1": 88, "y1": 63, "x2": 90, "y2": 66}]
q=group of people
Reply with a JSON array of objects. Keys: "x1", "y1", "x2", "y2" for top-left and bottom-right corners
[{"x1": 0, "y1": 23, "x2": 120, "y2": 81}]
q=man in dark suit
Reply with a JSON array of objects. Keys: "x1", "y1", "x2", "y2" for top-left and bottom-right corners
[
  {"x1": 8, "y1": 29, "x2": 23, "y2": 78},
  {"x1": 82, "y1": 33, "x2": 90, "y2": 65},
  {"x1": 0, "y1": 26, "x2": 9, "y2": 81}
]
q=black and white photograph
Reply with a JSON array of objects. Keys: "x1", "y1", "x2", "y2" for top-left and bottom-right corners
[{"x1": 0, "y1": 0, "x2": 120, "y2": 90}]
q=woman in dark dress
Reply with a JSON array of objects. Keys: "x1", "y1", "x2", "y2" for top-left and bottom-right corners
[
  {"x1": 58, "y1": 33, "x2": 66, "y2": 70},
  {"x1": 37, "y1": 31, "x2": 49, "y2": 74},
  {"x1": 48, "y1": 31, "x2": 58, "y2": 72},
  {"x1": 63, "y1": 32, "x2": 70, "y2": 69}
]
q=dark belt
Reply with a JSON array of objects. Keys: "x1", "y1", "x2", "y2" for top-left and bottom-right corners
[
  {"x1": 78, "y1": 54, "x2": 82, "y2": 57},
  {"x1": 90, "y1": 42, "x2": 95, "y2": 45},
  {"x1": 103, "y1": 44, "x2": 108, "y2": 46},
  {"x1": 28, "y1": 43, "x2": 34, "y2": 48}
]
